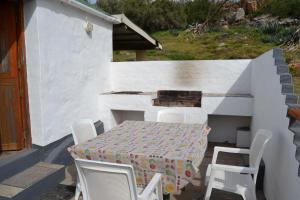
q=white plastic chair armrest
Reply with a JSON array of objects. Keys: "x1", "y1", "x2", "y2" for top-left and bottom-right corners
[
  {"x1": 211, "y1": 164, "x2": 256, "y2": 174},
  {"x1": 212, "y1": 146, "x2": 250, "y2": 164},
  {"x1": 138, "y1": 173, "x2": 162, "y2": 200}
]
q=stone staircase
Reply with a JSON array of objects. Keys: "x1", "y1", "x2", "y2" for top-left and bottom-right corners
[
  {"x1": 287, "y1": 105, "x2": 300, "y2": 176},
  {"x1": 0, "y1": 149, "x2": 65, "y2": 200},
  {"x1": 273, "y1": 48, "x2": 300, "y2": 177},
  {"x1": 0, "y1": 121, "x2": 104, "y2": 200}
]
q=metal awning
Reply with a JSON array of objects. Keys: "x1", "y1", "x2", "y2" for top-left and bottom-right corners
[{"x1": 112, "y1": 14, "x2": 162, "y2": 51}]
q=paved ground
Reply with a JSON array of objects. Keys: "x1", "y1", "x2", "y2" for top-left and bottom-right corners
[{"x1": 38, "y1": 143, "x2": 266, "y2": 200}]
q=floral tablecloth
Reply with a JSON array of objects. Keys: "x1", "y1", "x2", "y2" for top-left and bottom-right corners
[{"x1": 68, "y1": 121, "x2": 210, "y2": 193}]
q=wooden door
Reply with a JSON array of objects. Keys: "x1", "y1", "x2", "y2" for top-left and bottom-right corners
[{"x1": 0, "y1": 1, "x2": 25, "y2": 150}]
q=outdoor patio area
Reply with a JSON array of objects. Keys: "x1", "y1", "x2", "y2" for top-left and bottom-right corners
[
  {"x1": 38, "y1": 142, "x2": 266, "y2": 200},
  {"x1": 1, "y1": 0, "x2": 300, "y2": 199}
]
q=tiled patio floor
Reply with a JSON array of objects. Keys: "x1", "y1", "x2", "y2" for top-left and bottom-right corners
[{"x1": 39, "y1": 142, "x2": 266, "y2": 200}]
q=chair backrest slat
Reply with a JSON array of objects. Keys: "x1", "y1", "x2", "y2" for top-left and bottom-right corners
[
  {"x1": 71, "y1": 119, "x2": 97, "y2": 145},
  {"x1": 249, "y1": 129, "x2": 272, "y2": 183},
  {"x1": 75, "y1": 159, "x2": 138, "y2": 200}
]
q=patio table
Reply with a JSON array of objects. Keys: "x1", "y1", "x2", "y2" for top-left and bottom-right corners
[{"x1": 68, "y1": 120, "x2": 210, "y2": 193}]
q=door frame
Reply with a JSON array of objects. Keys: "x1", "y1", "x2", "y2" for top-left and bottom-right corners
[{"x1": 15, "y1": 0, "x2": 31, "y2": 148}]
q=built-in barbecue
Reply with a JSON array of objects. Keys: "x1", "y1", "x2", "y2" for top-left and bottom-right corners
[{"x1": 153, "y1": 90, "x2": 202, "y2": 107}]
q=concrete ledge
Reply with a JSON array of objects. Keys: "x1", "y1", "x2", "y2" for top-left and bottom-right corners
[
  {"x1": 296, "y1": 148, "x2": 300, "y2": 162},
  {"x1": 0, "y1": 149, "x2": 40, "y2": 182},
  {"x1": 282, "y1": 84, "x2": 294, "y2": 94},
  {"x1": 273, "y1": 48, "x2": 283, "y2": 58},
  {"x1": 280, "y1": 74, "x2": 292, "y2": 84},
  {"x1": 10, "y1": 163, "x2": 65, "y2": 200},
  {"x1": 277, "y1": 64, "x2": 289, "y2": 74},
  {"x1": 294, "y1": 135, "x2": 300, "y2": 146},
  {"x1": 286, "y1": 94, "x2": 298, "y2": 104}
]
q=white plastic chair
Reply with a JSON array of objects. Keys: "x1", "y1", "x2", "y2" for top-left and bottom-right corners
[
  {"x1": 71, "y1": 119, "x2": 98, "y2": 200},
  {"x1": 204, "y1": 129, "x2": 272, "y2": 200},
  {"x1": 75, "y1": 158, "x2": 163, "y2": 200},
  {"x1": 157, "y1": 108, "x2": 185, "y2": 123}
]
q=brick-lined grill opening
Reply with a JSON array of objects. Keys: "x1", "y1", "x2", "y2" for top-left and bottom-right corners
[{"x1": 153, "y1": 90, "x2": 202, "y2": 107}]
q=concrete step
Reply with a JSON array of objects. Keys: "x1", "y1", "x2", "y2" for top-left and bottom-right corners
[
  {"x1": 296, "y1": 148, "x2": 300, "y2": 163},
  {"x1": 289, "y1": 124, "x2": 300, "y2": 136},
  {"x1": 294, "y1": 135, "x2": 300, "y2": 147},
  {"x1": 275, "y1": 58, "x2": 287, "y2": 66},
  {"x1": 273, "y1": 48, "x2": 283, "y2": 58},
  {"x1": 287, "y1": 103, "x2": 300, "y2": 109},
  {"x1": 285, "y1": 94, "x2": 298, "y2": 105},
  {"x1": 288, "y1": 114, "x2": 300, "y2": 135},
  {"x1": 280, "y1": 74, "x2": 292, "y2": 84},
  {"x1": 282, "y1": 84, "x2": 293, "y2": 94},
  {"x1": 277, "y1": 64, "x2": 289, "y2": 74},
  {"x1": 0, "y1": 149, "x2": 40, "y2": 182},
  {"x1": 0, "y1": 162, "x2": 65, "y2": 200}
]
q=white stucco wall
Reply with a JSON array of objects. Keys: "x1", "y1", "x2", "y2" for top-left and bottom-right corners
[
  {"x1": 111, "y1": 60, "x2": 252, "y2": 93},
  {"x1": 208, "y1": 115, "x2": 251, "y2": 143},
  {"x1": 103, "y1": 60, "x2": 253, "y2": 142},
  {"x1": 99, "y1": 93, "x2": 253, "y2": 134},
  {"x1": 24, "y1": 0, "x2": 44, "y2": 145},
  {"x1": 251, "y1": 50, "x2": 300, "y2": 200},
  {"x1": 24, "y1": 0, "x2": 113, "y2": 146}
]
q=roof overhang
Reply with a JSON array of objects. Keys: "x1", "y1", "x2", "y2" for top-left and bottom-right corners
[
  {"x1": 112, "y1": 14, "x2": 162, "y2": 51},
  {"x1": 60, "y1": 0, "x2": 120, "y2": 24}
]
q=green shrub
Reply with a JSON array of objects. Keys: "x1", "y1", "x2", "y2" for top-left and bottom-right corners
[
  {"x1": 169, "y1": 29, "x2": 181, "y2": 36},
  {"x1": 98, "y1": 0, "x2": 187, "y2": 32},
  {"x1": 206, "y1": 25, "x2": 222, "y2": 33},
  {"x1": 185, "y1": 0, "x2": 211, "y2": 24},
  {"x1": 258, "y1": 23, "x2": 297, "y2": 45},
  {"x1": 258, "y1": 22, "x2": 282, "y2": 34},
  {"x1": 261, "y1": 35, "x2": 274, "y2": 43},
  {"x1": 276, "y1": 26, "x2": 297, "y2": 43},
  {"x1": 256, "y1": 0, "x2": 300, "y2": 19},
  {"x1": 185, "y1": 0, "x2": 224, "y2": 25},
  {"x1": 290, "y1": 67, "x2": 300, "y2": 77}
]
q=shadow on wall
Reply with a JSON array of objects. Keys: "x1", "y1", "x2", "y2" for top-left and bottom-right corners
[
  {"x1": 23, "y1": 0, "x2": 35, "y2": 30},
  {"x1": 172, "y1": 61, "x2": 202, "y2": 87},
  {"x1": 212, "y1": 63, "x2": 253, "y2": 114},
  {"x1": 206, "y1": 57, "x2": 254, "y2": 144},
  {"x1": 171, "y1": 60, "x2": 252, "y2": 93},
  {"x1": 207, "y1": 115, "x2": 252, "y2": 143}
]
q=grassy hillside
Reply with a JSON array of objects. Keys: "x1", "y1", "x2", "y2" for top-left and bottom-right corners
[
  {"x1": 114, "y1": 25, "x2": 300, "y2": 96},
  {"x1": 114, "y1": 25, "x2": 278, "y2": 61}
]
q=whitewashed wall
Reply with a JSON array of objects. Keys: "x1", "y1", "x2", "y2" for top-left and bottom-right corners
[
  {"x1": 102, "y1": 60, "x2": 253, "y2": 142},
  {"x1": 251, "y1": 50, "x2": 300, "y2": 200},
  {"x1": 111, "y1": 60, "x2": 252, "y2": 93},
  {"x1": 208, "y1": 115, "x2": 251, "y2": 143},
  {"x1": 99, "y1": 93, "x2": 253, "y2": 133},
  {"x1": 24, "y1": 0, "x2": 113, "y2": 146},
  {"x1": 24, "y1": 0, "x2": 44, "y2": 145}
]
